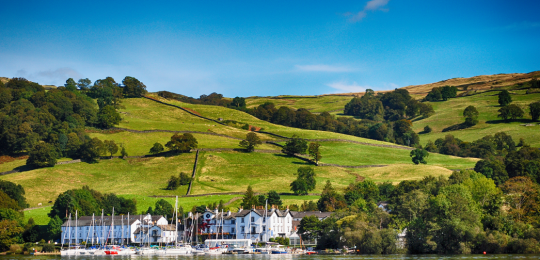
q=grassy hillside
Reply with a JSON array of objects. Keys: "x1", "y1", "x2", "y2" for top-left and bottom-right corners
[
  {"x1": 245, "y1": 95, "x2": 351, "y2": 113},
  {"x1": 413, "y1": 89, "x2": 540, "y2": 146}
]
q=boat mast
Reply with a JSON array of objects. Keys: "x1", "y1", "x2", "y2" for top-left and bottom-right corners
[
  {"x1": 221, "y1": 209, "x2": 224, "y2": 240},
  {"x1": 67, "y1": 213, "x2": 71, "y2": 246},
  {"x1": 101, "y1": 209, "x2": 104, "y2": 248},
  {"x1": 75, "y1": 210, "x2": 78, "y2": 245},
  {"x1": 111, "y1": 207, "x2": 115, "y2": 245},
  {"x1": 127, "y1": 212, "x2": 129, "y2": 245},
  {"x1": 175, "y1": 196, "x2": 178, "y2": 248},
  {"x1": 121, "y1": 214, "x2": 124, "y2": 246},
  {"x1": 139, "y1": 215, "x2": 142, "y2": 245}
]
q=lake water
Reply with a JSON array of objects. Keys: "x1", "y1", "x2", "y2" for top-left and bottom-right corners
[{"x1": 1, "y1": 255, "x2": 540, "y2": 260}]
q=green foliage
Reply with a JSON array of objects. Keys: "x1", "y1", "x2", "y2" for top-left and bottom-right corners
[
  {"x1": 0, "y1": 220, "x2": 24, "y2": 251},
  {"x1": 122, "y1": 76, "x2": 147, "y2": 98},
  {"x1": 103, "y1": 140, "x2": 118, "y2": 157},
  {"x1": 475, "y1": 158, "x2": 508, "y2": 185},
  {"x1": 79, "y1": 137, "x2": 104, "y2": 163},
  {"x1": 463, "y1": 105, "x2": 479, "y2": 126},
  {"x1": 267, "y1": 190, "x2": 282, "y2": 207},
  {"x1": 498, "y1": 104, "x2": 524, "y2": 121},
  {"x1": 419, "y1": 102, "x2": 435, "y2": 118},
  {"x1": 344, "y1": 90, "x2": 384, "y2": 120},
  {"x1": 241, "y1": 185, "x2": 258, "y2": 209},
  {"x1": 308, "y1": 142, "x2": 322, "y2": 164},
  {"x1": 166, "y1": 172, "x2": 192, "y2": 190},
  {"x1": 64, "y1": 78, "x2": 77, "y2": 92},
  {"x1": 165, "y1": 133, "x2": 198, "y2": 153},
  {"x1": 230, "y1": 97, "x2": 246, "y2": 108},
  {"x1": 344, "y1": 180, "x2": 380, "y2": 205},
  {"x1": 317, "y1": 180, "x2": 347, "y2": 211},
  {"x1": 153, "y1": 199, "x2": 174, "y2": 219},
  {"x1": 290, "y1": 167, "x2": 316, "y2": 195},
  {"x1": 26, "y1": 142, "x2": 57, "y2": 168},
  {"x1": 282, "y1": 135, "x2": 308, "y2": 155},
  {"x1": 529, "y1": 101, "x2": 540, "y2": 121},
  {"x1": 46, "y1": 215, "x2": 63, "y2": 241},
  {"x1": 0, "y1": 180, "x2": 28, "y2": 209},
  {"x1": 77, "y1": 78, "x2": 92, "y2": 91},
  {"x1": 498, "y1": 90, "x2": 512, "y2": 106},
  {"x1": 42, "y1": 243, "x2": 55, "y2": 252},
  {"x1": 149, "y1": 142, "x2": 164, "y2": 154},
  {"x1": 239, "y1": 132, "x2": 262, "y2": 152},
  {"x1": 298, "y1": 215, "x2": 321, "y2": 241},
  {"x1": 410, "y1": 148, "x2": 429, "y2": 164},
  {"x1": 0, "y1": 191, "x2": 19, "y2": 210},
  {"x1": 423, "y1": 125, "x2": 432, "y2": 133},
  {"x1": 425, "y1": 86, "x2": 457, "y2": 101},
  {"x1": 97, "y1": 105, "x2": 122, "y2": 128},
  {"x1": 88, "y1": 77, "x2": 123, "y2": 109}
]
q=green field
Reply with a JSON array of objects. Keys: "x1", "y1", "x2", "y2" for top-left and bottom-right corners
[
  {"x1": 413, "y1": 90, "x2": 540, "y2": 146},
  {"x1": 245, "y1": 95, "x2": 352, "y2": 113}
]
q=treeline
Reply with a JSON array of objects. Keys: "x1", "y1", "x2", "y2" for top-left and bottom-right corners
[
  {"x1": 157, "y1": 91, "x2": 247, "y2": 109},
  {"x1": 296, "y1": 171, "x2": 540, "y2": 254},
  {"x1": 0, "y1": 76, "x2": 147, "y2": 167}
]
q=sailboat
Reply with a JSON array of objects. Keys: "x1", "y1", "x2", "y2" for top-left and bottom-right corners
[
  {"x1": 166, "y1": 196, "x2": 193, "y2": 255},
  {"x1": 61, "y1": 211, "x2": 86, "y2": 255}
]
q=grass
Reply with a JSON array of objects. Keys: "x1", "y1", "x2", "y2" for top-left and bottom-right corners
[
  {"x1": 349, "y1": 164, "x2": 454, "y2": 184},
  {"x1": 150, "y1": 96, "x2": 394, "y2": 145},
  {"x1": 192, "y1": 151, "x2": 371, "y2": 195},
  {"x1": 245, "y1": 95, "x2": 352, "y2": 113},
  {"x1": 25, "y1": 206, "x2": 53, "y2": 225},
  {"x1": 318, "y1": 142, "x2": 478, "y2": 169},
  {"x1": 414, "y1": 90, "x2": 540, "y2": 146},
  {"x1": 88, "y1": 131, "x2": 277, "y2": 156},
  {"x1": 0, "y1": 155, "x2": 196, "y2": 207}
]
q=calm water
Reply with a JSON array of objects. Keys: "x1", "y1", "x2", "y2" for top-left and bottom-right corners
[{"x1": 1, "y1": 255, "x2": 540, "y2": 260}]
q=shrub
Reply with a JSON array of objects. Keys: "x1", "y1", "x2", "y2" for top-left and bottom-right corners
[
  {"x1": 42, "y1": 243, "x2": 55, "y2": 252},
  {"x1": 423, "y1": 125, "x2": 432, "y2": 133}
]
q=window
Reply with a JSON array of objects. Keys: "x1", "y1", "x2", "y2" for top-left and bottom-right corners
[
  {"x1": 263, "y1": 217, "x2": 266, "y2": 223},
  {"x1": 241, "y1": 226, "x2": 245, "y2": 232},
  {"x1": 241, "y1": 218, "x2": 244, "y2": 223},
  {"x1": 232, "y1": 220, "x2": 236, "y2": 224},
  {"x1": 263, "y1": 226, "x2": 266, "y2": 231},
  {"x1": 231, "y1": 228, "x2": 235, "y2": 233},
  {"x1": 251, "y1": 217, "x2": 254, "y2": 222},
  {"x1": 251, "y1": 227, "x2": 256, "y2": 233}
]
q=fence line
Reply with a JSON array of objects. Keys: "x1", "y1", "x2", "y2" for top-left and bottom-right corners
[{"x1": 186, "y1": 150, "x2": 200, "y2": 196}]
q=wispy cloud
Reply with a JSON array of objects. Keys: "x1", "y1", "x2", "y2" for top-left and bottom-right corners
[
  {"x1": 500, "y1": 21, "x2": 540, "y2": 31},
  {"x1": 345, "y1": 0, "x2": 390, "y2": 22},
  {"x1": 295, "y1": 64, "x2": 355, "y2": 73},
  {"x1": 327, "y1": 80, "x2": 369, "y2": 93}
]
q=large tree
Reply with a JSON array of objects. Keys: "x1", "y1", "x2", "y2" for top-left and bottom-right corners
[
  {"x1": 239, "y1": 132, "x2": 262, "y2": 152},
  {"x1": 97, "y1": 105, "x2": 121, "y2": 128},
  {"x1": 267, "y1": 190, "x2": 282, "y2": 207},
  {"x1": 317, "y1": 180, "x2": 347, "y2": 211},
  {"x1": 498, "y1": 104, "x2": 523, "y2": 121},
  {"x1": 122, "y1": 76, "x2": 147, "y2": 97},
  {"x1": 241, "y1": 185, "x2": 259, "y2": 209},
  {"x1": 26, "y1": 142, "x2": 57, "y2": 167},
  {"x1": 103, "y1": 140, "x2": 118, "y2": 157},
  {"x1": 282, "y1": 135, "x2": 308, "y2": 155},
  {"x1": 410, "y1": 148, "x2": 429, "y2": 165},
  {"x1": 290, "y1": 167, "x2": 317, "y2": 195},
  {"x1": 529, "y1": 102, "x2": 540, "y2": 121},
  {"x1": 498, "y1": 90, "x2": 512, "y2": 106},
  {"x1": 463, "y1": 105, "x2": 479, "y2": 126},
  {"x1": 165, "y1": 133, "x2": 198, "y2": 153}
]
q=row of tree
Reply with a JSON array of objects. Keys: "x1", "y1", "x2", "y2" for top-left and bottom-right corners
[{"x1": 157, "y1": 91, "x2": 246, "y2": 109}]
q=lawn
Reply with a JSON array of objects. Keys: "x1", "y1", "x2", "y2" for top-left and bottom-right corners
[
  {"x1": 414, "y1": 90, "x2": 540, "y2": 146},
  {"x1": 348, "y1": 164, "x2": 454, "y2": 184},
  {"x1": 318, "y1": 142, "x2": 478, "y2": 169}
]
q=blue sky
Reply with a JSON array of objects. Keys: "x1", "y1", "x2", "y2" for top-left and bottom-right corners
[{"x1": 1, "y1": 0, "x2": 539, "y2": 97}]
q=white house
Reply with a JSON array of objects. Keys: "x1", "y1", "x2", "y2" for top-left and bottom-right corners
[
  {"x1": 198, "y1": 206, "x2": 294, "y2": 242},
  {"x1": 61, "y1": 214, "x2": 175, "y2": 245}
]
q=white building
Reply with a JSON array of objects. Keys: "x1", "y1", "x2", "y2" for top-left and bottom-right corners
[
  {"x1": 61, "y1": 214, "x2": 176, "y2": 245},
  {"x1": 199, "y1": 206, "x2": 293, "y2": 242}
]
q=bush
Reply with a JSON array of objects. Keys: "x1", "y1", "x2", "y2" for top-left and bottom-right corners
[
  {"x1": 423, "y1": 125, "x2": 432, "y2": 133},
  {"x1": 42, "y1": 243, "x2": 55, "y2": 252},
  {"x1": 10, "y1": 244, "x2": 22, "y2": 254}
]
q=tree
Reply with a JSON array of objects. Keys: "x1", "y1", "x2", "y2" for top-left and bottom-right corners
[
  {"x1": 298, "y1": 215, "x2": 321, "y2": 241},
  {"x1": 97, "y1": 105, "x2": 121, "y2": 128},
  {"x1": 46, "y1": 215, "x2": 63, "y2": 241},
  {"x1": 267, "y1": 190, "x2": 282, "y2": 207},
  {"x1": 153, "y1": 199, "x2": 174, "y2": 218},
  {"x1": 425, "y1": 88, "x2": 442, "y2": 101},
  {"x1": 120, "y1": 144, "x2": 128, "y2": 158},
  {"x1": 423, "y1": 125, "x2": 432, "y2": 133},
  {"x1": 500, "y1": 176, "x2": 540, "y2": 223},
  {"x1": 77, "y1": 78, "x2": 92, "y2": 91},
  {"x1": 26, "y1": 142, "x2": 57, "y2": 167},
  {"x1": 282, "y1": 135, "x2": 308, "y2": 155},
  {"x1": 241, "y1": 185, "x2": 259, "y2": 209},
  {"x1": 290, "y1": 167, "x2": 317, "y2": 195},
  {"x1": 498, "y1": 90, "x2": 512, "y2": 106},
  {"x1": 498, "y1": 104, "x2": 524, "y2": 121},
  {"x1": 231, "y1": 97, "x2": 246, "y2": 108},
  {"x1": 410, "y1": 148, "x2": 429, "y2": 165},
  {"x1": 122, "y1": 76, "x2": 147, "y2": 97},
  {"x1": 308, "y1": 142, "x2": 322, "y2": 164},
  {"x1": 440, "y1": 86, "x2": 458, "y2": 101},
  {"x1": 79, "y1": 137, "x2": 104, "y2": 163},
  {"x1": 239, "y1": 132, "x2": 262, "y2": 152},
  {"x1": 0, "y1": 220, "x2": 24, "y2": 252},
  {"x1": 149, "y1": 142, "x2": 164, "y2": 154},
  {"x1": 529, "y1": 102, "x2": 540, "y2": 121},
  {"x1": 0, "y1": 180, "x2": 28, "y2": 209},
  {"x1": 165, "y1": 133, "x2": 198, "y2": 153},
  {"x1": 103, "y1": 140, "x2": 118, "y2": 157},
  {"x1": 463, "y1": 105, "x2": 479, "y2": 126},
  {"x1": 166, "y1": 176, "x2": 180, "y2": 190},
  {"x1": 317, "y1": 180, "x2": 347, "y2": 211},
  {"x1": 64, "y1": 78, "x2": 77, "y2": 92},
  {"x1": 419, "y1": 103, "x2": 435, "y2": 118}
]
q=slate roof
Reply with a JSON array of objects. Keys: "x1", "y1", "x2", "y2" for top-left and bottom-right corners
[
  {"x1": 199, "y1": 209, "x2": 292, "y2": 221},
  {"x1": 290, "y1": 211, "x2": 332, "y2": 219}
]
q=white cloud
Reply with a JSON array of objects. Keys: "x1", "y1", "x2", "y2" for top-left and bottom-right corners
[
  {"x1": 327, "y1": 80, "x2": 369, "y2": 93},
  {"x1": 347, "y1": 0, "x2": 390, "y2": 22},
  {"x1": 295, "y1": 64, "x2": 355, "y2": 72}
]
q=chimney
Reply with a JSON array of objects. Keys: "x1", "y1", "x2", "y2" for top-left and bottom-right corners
[
  {"x1": 227, "y1": 210, "x2": 231, "y2": 216},
  {"x1": 238, "y1": 207, "x2": 242, "y2": 213},
  {"x1": 215, "y1": 208, "x2": 218, "y2": 215}
]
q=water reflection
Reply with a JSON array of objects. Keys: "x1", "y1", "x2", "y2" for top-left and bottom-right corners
[{"x1": 1, "y1": 255, "x2": 540, "y2": 260}]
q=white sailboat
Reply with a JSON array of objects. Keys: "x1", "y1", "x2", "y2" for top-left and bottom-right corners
[{"x1": 166, "y1": 196, "x2": 193, "y2": 255}]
